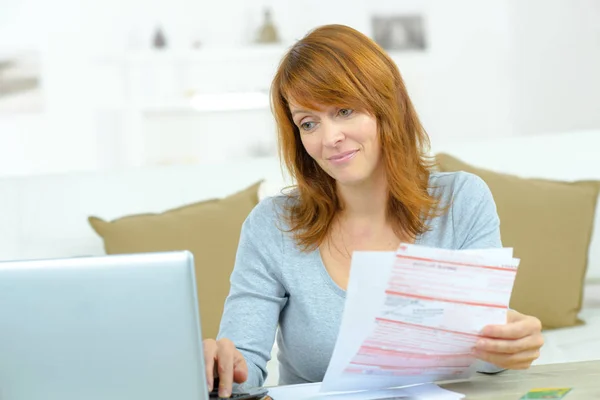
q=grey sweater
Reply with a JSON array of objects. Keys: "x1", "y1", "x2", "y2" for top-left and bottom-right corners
[{"x1": 217, "y1": 171, "x2": 505, "y2": 388}]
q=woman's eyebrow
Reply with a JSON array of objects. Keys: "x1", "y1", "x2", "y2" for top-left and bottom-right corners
[{"x1": 291, "y1": 109, "x2": 313, "y2": 117}]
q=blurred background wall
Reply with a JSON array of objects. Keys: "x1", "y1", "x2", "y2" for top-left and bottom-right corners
[{"x1": 0, "y1": 0, "x2": 598, "y2": 177}]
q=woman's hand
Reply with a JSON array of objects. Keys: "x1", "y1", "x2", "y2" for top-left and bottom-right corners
[
  {"x1": 475, "y1": 309, "x2": 544, "y2": 370},
  {"x1": 203, "y1": 338, "x2": 248, "y2": 398}
]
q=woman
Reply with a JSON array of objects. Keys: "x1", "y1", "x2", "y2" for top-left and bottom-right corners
[{"x1": 203, "y1": 24, "x2": 544, "y2": 397}]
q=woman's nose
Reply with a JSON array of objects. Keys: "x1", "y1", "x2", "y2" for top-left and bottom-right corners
[{"x1": 321, "y1": 121, "x2": 344, "y2": 147}]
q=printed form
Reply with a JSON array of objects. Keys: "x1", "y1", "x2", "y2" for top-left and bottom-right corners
[
  {"x1": 267, "y1": 381, "x2": 466, "y2": 400},
  {"x1": 319, "y1": 243, "x2": 519, "y2": 395}
]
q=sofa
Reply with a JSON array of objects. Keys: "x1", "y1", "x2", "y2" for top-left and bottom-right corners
[{"x1": 1, "y1": 129, "x2": 598, "y2": 387}]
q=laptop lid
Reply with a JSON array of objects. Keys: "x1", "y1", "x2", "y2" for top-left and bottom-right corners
[{"x1": 0, "y1": 251, "x2": 209, "y2": 400}]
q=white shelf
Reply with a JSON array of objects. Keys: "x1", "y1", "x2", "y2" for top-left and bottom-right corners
[
  {"x1": 132, "y1": 91, "x2": 271, "y2": 114},
  {"x1": 95, "y1": 44, "x2": 293, "y2": 64},
  {"x1": 90, "y1": 45, "x2": 287, "y2": 168}
]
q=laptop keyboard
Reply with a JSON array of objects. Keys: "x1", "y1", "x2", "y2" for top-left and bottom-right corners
[
  {"x1": 209, "y1": 392, "x2": 268, "y2": 400},
  {"x1": 209, "y1": 393, "x2": 268, "y2": 399},
  {"x1": 209, "y1": 393, "x2": 264, "y2": 399},
  {"x1": 209, "y1": 378, "x2": 269, "y2": 399}
]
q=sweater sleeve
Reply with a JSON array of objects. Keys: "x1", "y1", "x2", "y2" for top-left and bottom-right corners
[
  {"x1": 217, "y1": 199, "x2": 288, "y2": 387},
  {"x1": 451, "y1": 172, "x2": 502, "y2": 250},
  {"x1": 451, "y1": 172, "x2": 506, "y2": 374}
]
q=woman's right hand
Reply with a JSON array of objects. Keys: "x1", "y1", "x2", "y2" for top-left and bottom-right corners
[{"x1": 203, "y1": 338, "x2": 248, "y2": 398}]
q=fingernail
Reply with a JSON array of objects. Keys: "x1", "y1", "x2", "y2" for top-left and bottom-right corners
[{"x1": 219, "y1": 388, "x2": 230, "y2": 398}]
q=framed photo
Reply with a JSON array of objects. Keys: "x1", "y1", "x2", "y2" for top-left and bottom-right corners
[{"x1": 372, "y1": 15, "x2": 427, "y2": 51}]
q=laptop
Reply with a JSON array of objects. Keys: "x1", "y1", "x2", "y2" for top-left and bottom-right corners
[{"x1": 0, "y1": 251, "x2": 269, "y2": 400}]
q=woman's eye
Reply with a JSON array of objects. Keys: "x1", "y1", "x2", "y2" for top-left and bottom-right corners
[
  {"x1": 339, "y1": 108, "x2": 353, "y2": 117},
  {"x1": 300, "y1": 121, "x2": 316, "y2": 131}
]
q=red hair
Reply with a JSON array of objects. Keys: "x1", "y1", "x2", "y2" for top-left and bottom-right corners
[{"x1": 270, "y1": 24, "x2": 442, "y2": 251}]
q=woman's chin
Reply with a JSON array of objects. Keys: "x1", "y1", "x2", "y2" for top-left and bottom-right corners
[{"x1": 332, "y1": 173, "x2": 370, "y2": 187}]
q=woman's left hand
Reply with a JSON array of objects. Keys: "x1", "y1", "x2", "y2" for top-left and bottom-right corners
[{"x1": 475, "y1": 309, "x2": 544, "y2": 370}]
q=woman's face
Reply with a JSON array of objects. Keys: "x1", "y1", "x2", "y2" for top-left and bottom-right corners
[{"x1": 289, "y1": 103, "x2": 382, "y2": 187}]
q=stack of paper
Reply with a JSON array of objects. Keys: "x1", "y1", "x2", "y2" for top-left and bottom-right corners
[
  {"x1": 267, "y1": 381, "x2": 466, "y2": 399},
  {"x1": 267, "y1": 244, "x2": 519, "y2": 399}
]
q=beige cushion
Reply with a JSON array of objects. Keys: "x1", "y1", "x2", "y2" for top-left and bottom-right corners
[
  {"x1": 88, "y1": 182, "x2": 261, "y2": 339},
  {"x1": 435, "y1": 153, "x2": 600, "y2": 329}
]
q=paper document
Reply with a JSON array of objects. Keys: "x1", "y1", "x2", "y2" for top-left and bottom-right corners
[
  {"x1": 320, "y1": 243, "x2": 519, "y2": 393},
  {"x1": 267, "y1": 381, "x2": 464, "y2": 400}
]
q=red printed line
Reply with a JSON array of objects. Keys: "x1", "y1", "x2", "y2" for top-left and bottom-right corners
[
  {"x1": 364, "y1": 337, "x2": 475, "y2": 350},
  {"x1": 364, "y1": 339, "x2": 474, "y2": 351},
  {"x1": 395, "y1": 254, "x2": 516, "y2": 272},
  {"x1": 375, "y1": 317, "x2": 482, "y2": 338},
  {"x1": 358, "y1": 345, "x2": 473, "y2": 359},
  {"x1": 348, "y1": 362, "x2": 472, "y2": 370},
  {"x1": 387, "y1": 279, "x2": 511, "y2": 295},
  {"x1": 363, "y1": 342, "x2": 457, "y2": 351},
  {"x1": 345, "y1": 367, "x2": 465, "y2": 377},
  {"x1": 384, "y1": 290, "x2": 506, "y2": 309}
]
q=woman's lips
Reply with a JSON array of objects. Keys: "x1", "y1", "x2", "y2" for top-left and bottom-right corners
[{"x1": 327, "y1": 150, "x2": 358, "y2": 164}]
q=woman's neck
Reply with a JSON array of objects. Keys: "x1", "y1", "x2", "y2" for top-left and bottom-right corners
[{"x1": 336, "y1": 168, "x2": 388, "y2": 225}]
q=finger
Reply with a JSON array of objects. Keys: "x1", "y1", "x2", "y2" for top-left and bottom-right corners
[
  {"x1": 507, "y1": 362, "x2": 534, "y2": 370},
  {"x1": 232, "y1": 350, "x2": 249, "y2": 384},
  {"x1": 507, "y1": 310, "x2": 543, "y2": 336},
  {"x1": 506, "y1": 309, "x2": 525, "y2": 323},
  {"x1": 216, "y1": 339, "x2": 236, "y2": 398},
  {"x1": 476, "y1": 348, "x2": 540, "y2": 368},
  {"x1": 476, "y1": 334, "x2": 544, "y2": 354},
  {"x1": 202, "y1": 340, "x2": 218, "y2": 391},
  {"x1": 481, "y1": 318, "x2": 531, "y2": 339}
]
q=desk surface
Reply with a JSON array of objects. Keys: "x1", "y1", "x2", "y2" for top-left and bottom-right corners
[{"x1": 440, "y1": 360, "x2": 600, "y2": 399}]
